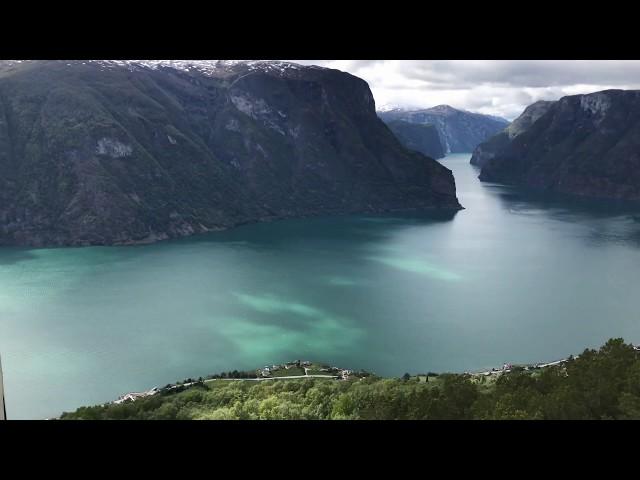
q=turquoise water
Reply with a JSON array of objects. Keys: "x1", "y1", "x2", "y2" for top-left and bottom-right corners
[{"x1": 2, "y1": 153, "x2": 640, "y2": 419}]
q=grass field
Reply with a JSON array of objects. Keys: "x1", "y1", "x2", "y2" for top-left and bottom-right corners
[
  {"x1": 269, "y1": 367, "x2": 306, "y2": 377},
  {"x1": 204, "y1": 379, "x2": 253, "y2": 389},
  {"x1": 307, "y1": 369, "x2": 337, "y2": 376}
]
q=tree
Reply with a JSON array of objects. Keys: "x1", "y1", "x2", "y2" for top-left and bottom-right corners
[{"x1": 59, "y1": 338, "x2": 640, "y2": 421}]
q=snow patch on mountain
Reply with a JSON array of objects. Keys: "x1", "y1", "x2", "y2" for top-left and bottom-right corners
[
  {"x1": 96, "y1": 138, "x2": 133, "y2": 158},
  {"x1": 377, "y1": 103, "x2": 404, "y2": 113},
  {"x1": 85, "y1": 60, "x2": 318, "y2": 77}
]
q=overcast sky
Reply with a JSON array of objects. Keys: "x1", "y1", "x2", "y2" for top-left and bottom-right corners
[{"x1": 289, "y1": 61, "x2": 640, "y2": 121}]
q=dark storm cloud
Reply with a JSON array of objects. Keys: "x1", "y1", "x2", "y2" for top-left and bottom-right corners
[{"x1": 397, "y1": 61, "x2": 640, "y2": 88}]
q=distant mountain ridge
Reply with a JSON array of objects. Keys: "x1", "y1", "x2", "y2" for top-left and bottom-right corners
[
  {"x1": 378, "y1": 105, "x2": 509, "y2": 154},
  {"x1": 470, "y1": 100, "x2": 556, "y2": 168},
  {"x1": 0, "y1": 60, "x2": 461, "y2": 247},
  {"x1": 383, "y1": 120, "x2": 445, "y2": 159},
  {"x1": 474, "y1": 89, "x2": 640, "y2": 201}
]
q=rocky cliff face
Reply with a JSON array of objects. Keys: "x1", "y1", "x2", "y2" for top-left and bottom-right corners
[
  {"x1": 0, "y1": 60, "x2": 461, "y2": 247},
  {"x1": 382, "y1": 120, "x2": 445, "y2": 159},
  {"x1": 470, "y1": 100, "x2": 555, "y2": 167},
  {"x1": 477, "y1": 90, "x2": 640, "y2": 201},
  {"x1": 378, "y1": 105, "x2": 509, "y2": 154}
]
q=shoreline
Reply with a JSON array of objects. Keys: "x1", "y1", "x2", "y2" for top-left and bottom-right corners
[
  {"x1": 1, "y1": 205, "x2": 463, "y2": 250},
  {"x1": 74, "y1": 344, "x2": 640, "y2": 419}
]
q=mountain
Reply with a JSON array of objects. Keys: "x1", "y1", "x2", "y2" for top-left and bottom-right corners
[
  {"x1": 0, "y1": 60, "x2": 461, "y2": 247},
  {"x1": 383, "y1": 120, "x2": 445, "y2": 159},
  {"x1": 477, "y1": 90, "x2": 640, "y2": 201},
  {"x1": 470, "y1": 100, "x2": 555, "y2": 167},
  {"x1": 378, "y1": 105, "x2": 509, "y2": 154}
]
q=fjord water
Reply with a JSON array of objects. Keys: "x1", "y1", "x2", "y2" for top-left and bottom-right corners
[{"x1": 2, "y1": 154, "x2": 640, "y2": 419}]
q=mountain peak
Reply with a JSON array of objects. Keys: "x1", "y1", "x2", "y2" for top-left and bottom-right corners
[
  {"x1": 426, "y1": 104, "x2": 460, "y2": 114},
  {"x1": 376, "y1": 103, "x2": 402, "y2": 113},
  {"x1": 378, "y1": 105, "x2": 511, "y2": 154},
  {"x1": 475, "y1": 89, "x2": 640, "y2": 201}
]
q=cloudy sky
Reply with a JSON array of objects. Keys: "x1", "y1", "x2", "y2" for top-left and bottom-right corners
[{"x1": 289, "y1": 61, "x2": 640, "y2": 120}]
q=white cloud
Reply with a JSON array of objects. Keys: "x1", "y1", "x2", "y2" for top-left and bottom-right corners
[{"x1": 288, "y1": 60, "x2": 640, "y2": 120}]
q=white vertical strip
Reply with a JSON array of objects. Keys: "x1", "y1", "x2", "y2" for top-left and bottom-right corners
[{"x1": 0, "y1": 354, "x2": 5, "y2": 420}]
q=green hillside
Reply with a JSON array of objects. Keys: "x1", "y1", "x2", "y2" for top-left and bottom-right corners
[{"x1": 60, "y1": 338, "x2": 640, "y2": 420}]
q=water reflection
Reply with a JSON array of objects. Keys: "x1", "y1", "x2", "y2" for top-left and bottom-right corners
[
  {"x1": 489, "y1": 183, "x2": 640, "y2": 217},
  {"x1": 481, "y1": 182, "x2": 640, "y2": 249},
  {"x1": 0, "y1": 249, "x2": 38, "y2": 266}
]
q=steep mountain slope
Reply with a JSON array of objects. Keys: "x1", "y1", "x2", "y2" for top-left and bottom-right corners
[
  {"x1": 382, "y1": 120, "x2": 445, "y2": 159},
  {"x1": 0, "y1": 60, "x2": 461, "y2": 247},
  {"x1": 478, "y1": 90, "x2": 640, "y2": 200},
  {"x1": 378, "y1": 105, "x2": 509, "y2": 153},
  {"x1": 470, "y1": 100, "x2": 555, "y2": 167}
]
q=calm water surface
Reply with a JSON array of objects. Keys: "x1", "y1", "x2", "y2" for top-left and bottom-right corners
[{"x1": 2, "y1": 153, "x2": 640, "y2": 419}]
